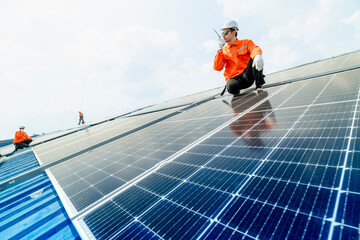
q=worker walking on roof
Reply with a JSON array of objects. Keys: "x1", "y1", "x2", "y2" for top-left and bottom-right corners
[
  {"x1": 13, "y1": 126, "x2": 33, "y2": 151},
  {"x1": 214, "y1": 19, "x2": 265, "y2": 95},
  {"x1": 78, "y1": 111, "x2": 85, "y2": 125}
]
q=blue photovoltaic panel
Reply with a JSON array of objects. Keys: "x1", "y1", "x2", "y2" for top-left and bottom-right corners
[{"x1": 78, "y1": 67, "x2": 360, "y2": 239}]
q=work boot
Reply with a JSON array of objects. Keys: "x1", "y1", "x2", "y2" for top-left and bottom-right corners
[{"x1": 234, "y1": 90, "x2": 241, "y2": 96}]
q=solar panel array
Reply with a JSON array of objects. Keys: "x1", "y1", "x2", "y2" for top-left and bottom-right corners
[
  {"x1": 31, "y1": 51, "x2": 360, "y2": 239},
  {"x1": 43, "y1": 88, "x2": 274, "y2": 214}
]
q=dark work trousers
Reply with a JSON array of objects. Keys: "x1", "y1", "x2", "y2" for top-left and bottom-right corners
[
  {"x1": 15, "y1": 139, "x2": 32, "y2": 150},
  {"x1": 226, "y1": 58, "x2": 265, "y2": 95},
  {"x1": 78, "y1": 116, "x2": 85, "y2": 125}
]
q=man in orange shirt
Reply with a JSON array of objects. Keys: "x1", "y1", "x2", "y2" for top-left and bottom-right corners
[
  {"x1": 13, "y1": 126, "x2": 33, "y2": 150},
  {"x1": 78, "y1": 111, "x2": 85, "y2": 125},
  {"x1": 214, "y1": 19, "x2": 265, "y2": 95}
]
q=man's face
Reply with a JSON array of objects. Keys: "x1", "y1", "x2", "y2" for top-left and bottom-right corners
[{"x1": 222, "y1": 28, "x2": 235, "y2": 42}]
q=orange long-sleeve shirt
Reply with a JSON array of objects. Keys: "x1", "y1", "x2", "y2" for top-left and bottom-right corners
[
  {"x1": 79, "y1": 112, "x2": 84, "y2": 117},
  {"x1": 214, "y1": 38, "x2": 262, "y2": 81},
  {"x1": 13, "y1": 130, "x2": 32, "y2": 144}
]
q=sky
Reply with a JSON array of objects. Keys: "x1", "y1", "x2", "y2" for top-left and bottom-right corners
[{"x1": 0, "y1": 0, "x2": 359, "y2": 140}]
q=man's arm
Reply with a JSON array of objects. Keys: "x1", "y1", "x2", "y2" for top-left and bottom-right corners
[
  {"x1": 247, "y1": 39, "x2": 262, "y2": 59},
  {"x1": 247, "y1": 39, "x2": 263, "y2": 71},
  {"x1": 13, "y1": 132, "x2": 20, "y2": 143},
  {"x1": 214, "y1": 50, "x2": 225, "y2": 71},
  {"x1": 24, "y1": 132, "x2": 32, "y2": 140}
]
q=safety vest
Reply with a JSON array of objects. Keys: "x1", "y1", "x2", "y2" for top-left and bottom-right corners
[
  {"x1": 13, "y1": 130, "x2": 32, "y2": 144},
  {"x1": 214, "y1": 38, "x2": 262, "y2": 81}
]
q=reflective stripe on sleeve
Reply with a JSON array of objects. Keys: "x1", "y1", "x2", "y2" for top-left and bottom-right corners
[{"x1": 237, "y1": 45, "x2": 248, "y2": 51}]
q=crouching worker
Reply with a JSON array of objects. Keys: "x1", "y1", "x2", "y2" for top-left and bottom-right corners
[
  {"x1": 13, "y1": 126, "x2": 33, "y2": 150},
  {"x1": 214, "y1": 19, "x2": 265, "y2": 95}
]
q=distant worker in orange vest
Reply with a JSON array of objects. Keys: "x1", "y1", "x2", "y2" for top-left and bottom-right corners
[
  {"x1": 214, "y1": 19, "x2": 265, "y2": 95},
  {"x1": 13, "y1": 126, "x2": 33, "y2": 150},
  {"x1": 78, "y1": 111, "x2": 85, "y2": 125}
]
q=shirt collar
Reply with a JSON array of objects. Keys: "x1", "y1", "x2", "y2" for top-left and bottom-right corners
[{"x1": 232, "y1": 38, "x2": 240, "y2": 46}]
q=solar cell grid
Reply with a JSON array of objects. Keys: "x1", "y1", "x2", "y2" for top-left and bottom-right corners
[
  {"x1": 83, "y1": 201, "x2": 133, "y2": 239},
  {"x1": 167, "y1": 182, "x2": 231, "y2": 218},
  {"x1": 139, "y1": 200, "x2": 210, "y2": 240},
  {"x1": 202, "y1": 222, "x2": 249, "y2": 240},
  {"x1": 278, "y1": 76, "x2": 330, "y2": 108},
  {"x1": 137, "y1": 173, "x2": 182, "y2": 196},
  {"x1": 343, "y1": 169, "x2": 360, "y2": 192},
  {"x1": 336, "y1": 193, "x2": 360, "y2": 228},
  {"x1": 333, "y1": 225, "x2": 360, "y2": 240},
  {"x1": 112, "y1": 186, "x2": 161, "y2": 216},
  {"x1": 188, "y1": 168, "x2": 248, "y2": 193},
  {"x1": 314, "y1": 71, "x2": 360, "y2": 104}
]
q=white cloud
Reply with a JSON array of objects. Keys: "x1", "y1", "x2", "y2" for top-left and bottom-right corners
[
  {"x1": 263, "y1": 45, "x2": 299, "y2": 73},
  {"x1": 202, "y1": 39, "x2": 218, "y2": 53},
  {"x1": 342, "y1": 10, "x2": 360, "y2": 25},
  {"x1": 143, "y1": 57, "x2": 220, "y2": 104},
  {"x1": 342, "y1": 10, "x2": 360, "y2": 38}
]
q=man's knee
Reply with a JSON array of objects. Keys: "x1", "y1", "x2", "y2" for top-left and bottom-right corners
[
  {"x1": 226, "y1": 78, "x2": 240, "y2": 95},
  {"x1": 15, "y1": 141, "x2": 30, "y2": 150}
]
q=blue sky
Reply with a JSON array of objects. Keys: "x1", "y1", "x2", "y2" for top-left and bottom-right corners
[{"x1": 0, "y1": 0, "x2": 359, "y2": 140}]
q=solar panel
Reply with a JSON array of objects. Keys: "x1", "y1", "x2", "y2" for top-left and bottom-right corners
[{"x1": 64, "y1": 68, "x2": 360, "y2": 239}]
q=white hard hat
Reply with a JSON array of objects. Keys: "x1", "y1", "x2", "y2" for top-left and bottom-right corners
[
  {"x1": 221, "y1": 19, "x2": 238, "y2": 31},
  {"x1": 19, "y1": 126, "x2": 25, "y2": 129}
]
